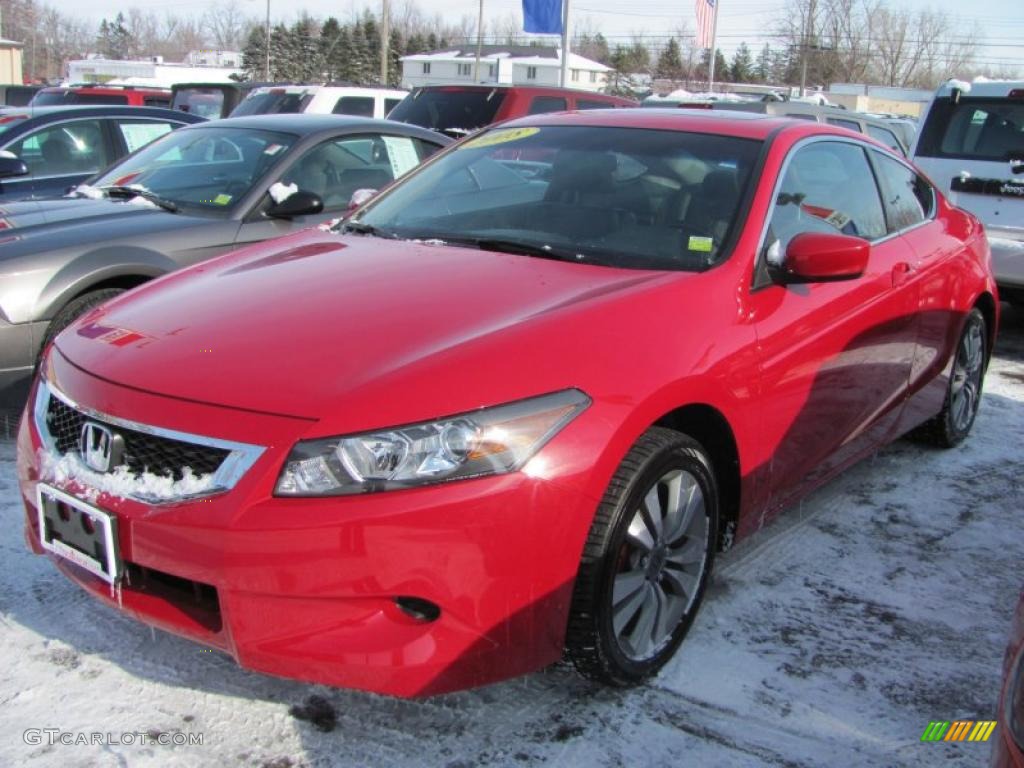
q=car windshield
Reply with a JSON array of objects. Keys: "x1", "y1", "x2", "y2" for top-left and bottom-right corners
[
  {"x1": 231, "y1": 91, "x2": 311, "y2": 116},
  {"x1": 89, "y1": 126, "x2": 297, "y2": 213},
  {"x1": 388, "y1": 89, "x2": 507, "y2": 134},
  {"x1": 355, "y1": 125, "x2": 762, "y2": 271},
  {"x1": 917, "y1": 97, "x2": 1024, "y2": 161}
]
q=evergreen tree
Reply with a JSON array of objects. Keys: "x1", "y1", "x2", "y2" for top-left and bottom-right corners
[
  {"x1": 591, "y1": 33, "x2": 610, "y2": 65},
  {"x1": 405, "y1": 34, "x2": 426, "y2": 55},
  {"x1": 362, "y1": 14, "x2": 380, "y2": 81},
  {"x1": 756, "y1": 43, "x2": 772, "y2": 83},
  {"x1": 696, "y1": 48, "x2": 728, "y2": 82},
  {"x1": 269, "y1": 23, "x2": 293, "y2": 80},
  {"x1": 97, "y1": 13, "x2": 133, "y2": 59},
  {"x1": 730, "y1": 42, "x2": 753, "y2": 83},
  {"x1": 320, "y1": 18, "x2": 343, "y2": 81},
  {"x1": 292, "y1": 16, "x2": 323, "y2": 82},
  {"x1": 388, "y1": 29, "x2": 404, "y2": 87},
  {"x1": 241, "y1": 25, "x2": 269, "y2": 80},
  {"x1": 656, "y1": 38, "x2": 683, "y2": 80},
  {"x1": 348, "y1": 24, "x2": 372, "y2": 84},
  {"x1": 426, "y1": 33, "x2": 438, "y2": 51}
]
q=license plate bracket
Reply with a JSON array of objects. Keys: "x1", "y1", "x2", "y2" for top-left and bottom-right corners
[{"x1": 37, "y1": 483, "x2": 121, "y2": 584}]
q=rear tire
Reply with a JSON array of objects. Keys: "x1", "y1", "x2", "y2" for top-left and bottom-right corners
[
  {"x1": 565, "y1": 427, "x2": 718, "y2": 687},
  {"x1": 910, "y1": 308, "x2": 987, "y2": 448},
  {"x1": 37, "y1": 288, "x2": 126, "y2": 367}
]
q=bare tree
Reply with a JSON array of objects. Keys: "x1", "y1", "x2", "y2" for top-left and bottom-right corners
[{"x1": 204, "y1": 0, "x2": 250, "y2": 50}]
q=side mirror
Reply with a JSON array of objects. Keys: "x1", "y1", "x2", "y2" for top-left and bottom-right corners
[
  {"x1": 266, "y1": 190, "x2": 324, "y2": 219},
  {"x1": 0, "y1": 153, "x2": 28, "y2": 180},
  {"x1": 347, "y1": 188, "x2": 378, "y2": 211},
  {"x1": 775, "y1": 232, "x2": 869, "y2": 283}
]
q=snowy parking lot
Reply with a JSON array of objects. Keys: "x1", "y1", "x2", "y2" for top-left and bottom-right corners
[{"x1": 0, "y1": 305, "x2": 1022, "y2": 768}]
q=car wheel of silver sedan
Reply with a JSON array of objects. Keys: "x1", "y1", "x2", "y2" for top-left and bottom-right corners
[{"x1": 566, "y1": 427, "x2": 718, "y2": 686}]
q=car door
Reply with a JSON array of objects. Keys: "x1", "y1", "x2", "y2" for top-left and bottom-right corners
[
  {"x1": 748, "y1": 139, "x2": 919, "y2": 508},
  {"x1": 867, "y1": 149, "x2": 964, "y2": 433},
  {"x1": 1, "y1": 118, "x2": 113, "y2": 200},
  {"x1": 235, "y1": 133, "x2": 443, "y2": 246}
]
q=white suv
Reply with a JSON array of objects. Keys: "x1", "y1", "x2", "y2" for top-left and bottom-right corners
[
  {"x1": 231, "y1": 85, "x2": 407, "y2": 120},
  {"x1": 912, "y1": 79, "x2": 1024, "y2": 305}
]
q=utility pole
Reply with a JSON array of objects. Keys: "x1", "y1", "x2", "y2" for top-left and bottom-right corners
[
  {"x1": 474, "y1": 0, "x2": 484, "y2": 83},
  {"x1": 559, "y1": 0, "x2": 571, "y2": 87},
  {"x1": 707, "y1": 0, "x2": 720, "y2": 90},
  {"x1": 264, "y1": 0, "x2": 271, "y2": 81},
  {"x1": 381, "y1": 0, "x2": 390, "y2": 85},
  {"x1": 799, "y1": 0, "x2": 816, "y2": 97}
]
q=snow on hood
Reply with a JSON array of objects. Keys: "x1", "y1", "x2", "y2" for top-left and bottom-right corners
[
  {"x1": 268, "y1": 182, "x2": 298, "y2": 203},
  {"x1": 68, "y1": 184, "x2": 105, "y2": 200},
  {"x1": 38, "y1": 448, "x2": 217, "y2": 504}
]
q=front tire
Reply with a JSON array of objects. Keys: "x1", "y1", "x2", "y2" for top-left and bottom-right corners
[
  {"x1": 566, "y1": 427, "x2": 718, "y2": 687},
  {"x1": 912, "y1": 307, "x2": 987, "y2": 448},
  {"x1": 37, "y1": 288, "x2": 126, "y2": 368}
]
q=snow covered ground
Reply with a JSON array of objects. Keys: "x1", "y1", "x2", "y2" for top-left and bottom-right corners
[{"x1": 1, "y1": 307, "x2": 1022, "y2": 768}]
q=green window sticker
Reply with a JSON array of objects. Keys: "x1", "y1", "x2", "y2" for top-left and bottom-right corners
[
  {"x1": 213, "y1": 193, "x2": 232, "y2": 205},
  {"x1": 688, "y1": 236, "x2": 713, "y2": 253}
]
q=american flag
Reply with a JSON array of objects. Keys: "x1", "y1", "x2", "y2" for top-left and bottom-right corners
[{"x1": 695, "y1": 0, "x2": 716, "y2": 49}]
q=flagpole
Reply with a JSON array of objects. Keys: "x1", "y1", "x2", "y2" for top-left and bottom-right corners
[
  {"x1": 559, "y1": 0, "x2": 570, "y2": 87},
  {"x1": 707, "y1": 0, "x2": 719, "y2": 91}
]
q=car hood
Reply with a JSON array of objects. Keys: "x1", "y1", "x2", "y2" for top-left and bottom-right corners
[
  {"x1": 55, "y1": 229, "x2": 674, "y2": 426},
  {"x1": 0, "y1": 197, "x2": 206, "y2": 252}
]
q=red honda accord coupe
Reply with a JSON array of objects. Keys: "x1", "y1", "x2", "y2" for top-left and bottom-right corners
[
  {"x1": 16, "y1": 110, "x2": 998, "y2": 697},
  {"x1": 994, "y1": 590, "x2": 1024, "y2": 767}
]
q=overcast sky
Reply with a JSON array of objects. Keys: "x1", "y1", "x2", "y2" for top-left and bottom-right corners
[{"x1": 39, "y1": 0, "x2": 1024, "y2": 69}]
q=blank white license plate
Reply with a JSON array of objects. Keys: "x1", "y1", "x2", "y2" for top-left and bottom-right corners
[{"x1": 37, "y1": 483, "x2": 121, "y2": 584}]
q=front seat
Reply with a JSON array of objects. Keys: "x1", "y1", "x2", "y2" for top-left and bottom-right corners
[
  {"x1": 683, "y1": 169, "x2": 740, "y2": 247},
  {"x1": 40, "y1": 134, "x2": 75, "y2": 174}
]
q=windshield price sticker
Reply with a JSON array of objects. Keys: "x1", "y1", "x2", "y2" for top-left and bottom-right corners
[
  {"x1": 381, "y1": 137, "x2": 421, "y2": 178},
  {"x1": 688, "y1": 236, "x2": 713, "y2": 253},
  {"x1": 463, "y1": 127, "x2": 540, "y2": 149}
]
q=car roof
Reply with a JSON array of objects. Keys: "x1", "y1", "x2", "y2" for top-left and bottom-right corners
[
  {"x1": 1, "y1": 105, "x2": 204, "y2": 121},
  {"x1": 498, "y1": 107, "x2": 815, "y2": 140},
  {"x1": 413, "y1": 84, "x2": 633, "y2": 100},
  {"x1": 188, "y1": 113, "x2": 451, "y2": 142}
]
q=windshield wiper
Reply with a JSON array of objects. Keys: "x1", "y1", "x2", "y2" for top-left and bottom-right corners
[
  {"x1": 339, "y1": 220, "x2": 395, "y2": 238},
  {"x1": 442, "y1": 236, "x2": 587, "y2": 263},
  {"x1": 104, "y1": 185, "x2": 178, "y2": 213}
]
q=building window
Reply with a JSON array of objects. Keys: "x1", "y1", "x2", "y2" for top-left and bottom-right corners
[
  {"x1": 590, "y1": 71, "x2": 598, "y2": 83},
  {"x1": 488, "y1": 64, "x2": 495, "y2": 78},
  {"x1": 457, "y1": 63, "x2": 472, "y2": 76},
  {"x1": 526, "y1": 66, "x2": 537, "y2": 79},
  {"x1": 422, "y1": 62, "x2": 431, "y2": 74},
  {"x1": 571, "y1": 69, "x2": 580, "y2": 82}
]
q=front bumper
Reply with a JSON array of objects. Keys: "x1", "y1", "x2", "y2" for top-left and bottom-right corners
[{"x1": 17, "y1": 350, "x2": 603, "y2": 697}]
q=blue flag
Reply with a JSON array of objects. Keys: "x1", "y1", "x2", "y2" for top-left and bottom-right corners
[{"x1": 522, "y1": 0, "x2": 563, "y2": 34}]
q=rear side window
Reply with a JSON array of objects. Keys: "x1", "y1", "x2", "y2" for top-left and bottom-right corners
[
  {"x1": 143, "y1": 96, "x2": 171, "y2": 108},
  {"x1": 917, "y1": 97, "x2": 1024, "y2": 161},
  {"x1": 117, "y1": 120, "x2": 176, "y2": 153},
  {"x1": 333, "y1": 96, "x2": 375, "y2": 118},
  {"x1": 172, "y1": 88, "x2": 226, "y2": 119},
  {"x1": 766, "y1": 141, "x2": 887, "y2": 257},
  {"x1": 384, "y1": 98, "x2": 402, "y2": 115},
  {"x1": 827, "y1": 117, "x2": 862, "y2": 133},
  {"x1": 866, "y1": 124, "x2": 905, "y2": 156},
  {"x1": 871, "y1": 152, "x2": 933, "y2": 231},
  {"x1": 4, "y1": 87, "x2": 37, "y2": 106},
  {"x1": 528, "y1": 97, "x2": 567, "y2": 115},
  {"x1": 6, "y1": 119, "x2": 112, "y2": 177},
  {"x1": 74, "y1": 93, "x2": 129, "y2": 105}
]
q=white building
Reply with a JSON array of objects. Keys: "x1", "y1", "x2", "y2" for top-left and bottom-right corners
[
  {"x1": 400, "y1": 46, "x2": 610, "y2": 91},
  {"x1": 66, "y1": 54, "x2": 242, "y2": 88}
]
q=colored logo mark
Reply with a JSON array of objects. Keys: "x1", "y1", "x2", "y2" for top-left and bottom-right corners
[{"x1": 921, "y1": 720, "x2": 997, "y2": 742}]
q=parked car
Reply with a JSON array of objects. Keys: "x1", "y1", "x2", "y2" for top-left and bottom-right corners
[
  {"x1": 668, "y1": 100, "x2": 911, "y2": 156},
  {"x1": 230, "y1": 85, "x2": 407, "y2": 119},
  {"x1": 0, "y1": 114, "x2": 448, "y2": 406},
  {"x1": 0, "y1": 84, "x2": 43, "y2": 107},
  {"x1": 171, "y1": 82, "x2": 266, "y2": 119},
  {"x1": 912, "y1": 79, "x2": 1024, "y2": 307},
  {"x1": 0, "y1": 105, "x2": 203, "y2": 202},
  {"x1": 993, "y1": 590, "x2": 1024, "y2": 767},
  {"x1": 31, "y1": 85, "x2": 173, "y2": 108},
  {"x1": 16, "y1": 110, "x2": 998, "y2": 697},
  {"x1": 387, "y1": 84, "x2": 638, "y2": 138}
]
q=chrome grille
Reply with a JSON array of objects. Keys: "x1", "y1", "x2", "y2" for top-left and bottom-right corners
[{"x1": 46, "y1": 395, "x2": 230, "y2": 480}]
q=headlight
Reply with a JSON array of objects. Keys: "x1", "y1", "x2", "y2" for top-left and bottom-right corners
[{"x1": 275, "y1": 389, "x2": 590, "y2": 496}]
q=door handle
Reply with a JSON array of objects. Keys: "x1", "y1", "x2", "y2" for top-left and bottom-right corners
[{"x1": 892, "y1": 262, "x2": 915, "y2": 287}]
